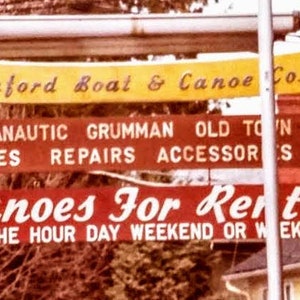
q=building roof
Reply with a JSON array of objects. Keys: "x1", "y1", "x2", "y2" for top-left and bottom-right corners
[{"x1": 223, "y1": 239, "x2": 300, "y2": 280}]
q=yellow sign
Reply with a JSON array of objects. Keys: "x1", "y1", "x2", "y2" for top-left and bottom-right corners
[{"x1": 0, "y1": 52, "x2": 299, "y2": 103}]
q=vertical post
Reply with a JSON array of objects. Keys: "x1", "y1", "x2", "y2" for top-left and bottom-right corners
[{"x1": 258, "y1": 1, "x2": 283, "y2": 300}]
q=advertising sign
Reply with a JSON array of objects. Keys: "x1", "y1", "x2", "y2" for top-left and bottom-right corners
[
  {"x1": 0, "y1": 184, "x2": 299, "y2": 244},
  {"x1": 0, "y1": 114, "x2": 297, "y2": 172},
  {"x1": 0, "y1": 51, "x2": 299, "y2": 103}
]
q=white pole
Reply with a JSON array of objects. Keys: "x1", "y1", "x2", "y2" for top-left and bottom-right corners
[
  {"x1": 258, "y1": 1, "x2": 283, "y2": 300},
  {"x1": 0, "y1": 13, "x2": 295, "y2": 39}
]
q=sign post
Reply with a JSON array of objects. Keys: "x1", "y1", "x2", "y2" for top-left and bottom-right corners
[{"x1": 258, "y1": 1, "x2": 283, "y2": 299}]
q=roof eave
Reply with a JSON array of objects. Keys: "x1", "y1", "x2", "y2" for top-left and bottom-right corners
[{"x1": 222, "y1": 262, "x2": 300, "y2": 281}]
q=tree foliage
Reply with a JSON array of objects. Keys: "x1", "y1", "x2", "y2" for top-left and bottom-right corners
[
  {"x1": 0, "y1": 243, "x2": 115, "y2": 300},
  {"x1": 105, "y1": 241, "x2": 221, "y2": 300},
  {"x1": 0, "y1": 0, "x2": 203, "y2": 14}
]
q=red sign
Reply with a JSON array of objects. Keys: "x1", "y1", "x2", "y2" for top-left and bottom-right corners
[
  {"x1": 0, "y1": 114, "x2": 297, "y2": 172},
  {"x1": 0, "y1": 185, "x2": 299, "y2": 244}
]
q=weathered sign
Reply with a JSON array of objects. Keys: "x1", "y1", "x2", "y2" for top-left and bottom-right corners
[
  {"x1": 0, "y1": 114, "x2": 297, "y2": 172},
  {"x1": 0, "y1": 184, "x2": 299, "y2": 244},
  {"x1": 0, "y1": 51, "x2": 300, "y2": 103}
]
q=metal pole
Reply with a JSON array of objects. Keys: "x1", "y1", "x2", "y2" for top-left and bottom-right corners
[
  {"x1": 0, "y1": 13, "x2": 295, "y2": 40},
  {"x1": 258, "y1": 1, "x2": 283, "y2": 300}
]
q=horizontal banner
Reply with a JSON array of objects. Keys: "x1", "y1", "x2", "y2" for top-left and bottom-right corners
[
  {"x1": 0, "y1": 184, "x2": 299, "y2": 244},
  {"x1": 0, "y1": 114, "x2": 298, "y2": 172},
  {"x1": 0, "y1": 51, "x2": 299, "y2": 103}
]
